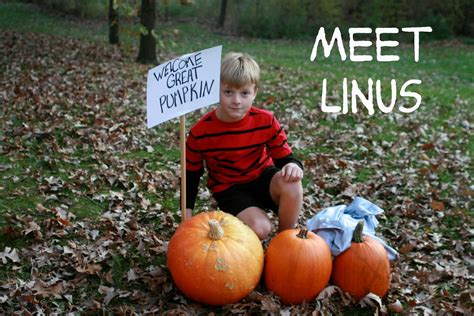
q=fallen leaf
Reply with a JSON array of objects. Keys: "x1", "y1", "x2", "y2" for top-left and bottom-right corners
[
  {"x1": 431, "y1": 200, "x2": 445, "y2": 211},
  {"x1": 316, "y1": 285, "x2": 340, "y2": 300},
  {"x1": 260, "y1": 296, "x2": 279, "y2": 313},
  {"x1": 76, "y1": 263, "x2": 102, "y2": 274},
  {"x1": 22, "y1": 221, "x2": 42, "y2": 240},
  {"x1": 127, "y1": 268, "x2": 138, "y2": 281},
  {"x1": 359, "y1": 293, "x2": 384, "y2": 311},
  {"x1": 99, "y1": 286, "x2": 117, "y2": 305},
  {"x1": 421, "y1": 143, "x2": 435, "y2": 151},
  {"x1": 388, "y1": 299, "x2": 404, "y2": 313},
  {"x1": 0, "y1": 247, "x2": 20, "y2": 264},
  {"x1": 399, "y1": 242, "x2": 415, "y2": 254},
  {"x1": 30, "y1": 279, "x2": 64, "y2": 297}
]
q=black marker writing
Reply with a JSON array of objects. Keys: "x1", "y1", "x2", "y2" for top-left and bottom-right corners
[
  {"x1": 153, "y1": 52, "x2": 203, "y2": 83},
  {"x1": 158, "y1": 79, "x2": 214, "y2": 114}
]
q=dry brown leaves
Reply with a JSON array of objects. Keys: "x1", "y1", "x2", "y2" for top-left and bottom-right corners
[{"x1": 0, "y1": 30, "x2": 472, "y2": 314}]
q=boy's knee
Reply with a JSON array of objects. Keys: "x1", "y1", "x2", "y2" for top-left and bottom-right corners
[
  {"x1": 254, "y1": 221, "x2": 272, "y2": 240},
  {"x1": 287, "y1": 181, "x2": 303, "y2": 197},
  {"x1": 276, "y1": 176, "x2": 303, "y2": 198},
  {"x1": 247, "y1": 217, "x2": 272, "y2": 240},
  {"x1": 237, "y1": 208, "x2": 272, "y2": 240}
]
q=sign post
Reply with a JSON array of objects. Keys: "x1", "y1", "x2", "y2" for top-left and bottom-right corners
[
  {"x1": 179, "y1": 115, "x2": 186, "y2": 221},
  {"x1": 146, "y1": 46, "x2": 222, "y2": 222}
]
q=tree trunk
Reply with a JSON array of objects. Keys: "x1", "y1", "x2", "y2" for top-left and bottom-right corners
[
  {"x1": 137, "y1": 0, "x2": 157, "y2": 65},
  {"x1": 109, "y1": 0, "x2": 119, "y2": 45},
  {"x1": 217, "y1": 0, "x2": 227, "y2": 28}
]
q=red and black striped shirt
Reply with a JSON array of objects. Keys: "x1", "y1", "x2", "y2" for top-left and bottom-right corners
[{"x1": 186, "y1": 106, "x2": 301, "y2": 209}]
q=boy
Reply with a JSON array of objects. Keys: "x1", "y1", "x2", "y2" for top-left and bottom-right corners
[{"x1": 185, "y1": 52, "x2": 303, "y2": 240}]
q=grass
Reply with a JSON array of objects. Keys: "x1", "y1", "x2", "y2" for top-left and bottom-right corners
[
  {"x1": 0, "y1": 2, "x2": 108, "y2": 41},
  {"x1": 354, "y1": 167, "x2": 374, "y2": 183},
  {"x1": 2, "y1": 2, "x2": 472, "y2": 110},
  {"x1": 121, "y1": 143, "x2": 180, "y2": 162},
  {"x1": 1, "y1": 1, "x2": 473, "y2": 313},
  {"x1": 0, "y1": 0, "x2": 471, "y2": 229}
]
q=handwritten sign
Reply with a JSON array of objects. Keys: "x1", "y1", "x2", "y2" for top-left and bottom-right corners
[{"x1": 147, "y1": 46, "x2": 222, "y2": 128}]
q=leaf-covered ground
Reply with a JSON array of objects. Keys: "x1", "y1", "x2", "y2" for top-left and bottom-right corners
[{"x1": 1, "y1": 13, "x2": 473, "y2": 315}]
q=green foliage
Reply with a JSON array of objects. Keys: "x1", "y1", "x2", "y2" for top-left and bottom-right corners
[
  {"x1": 138, "y1": 23, "x2": 148, "y2": 35},
  {"x1": 27, "y1": 0, "x2": 108, "y2": 18},
  {"x1": 420, "y1": 15, "x2": 454, "y2": 40},
  {"x1": 221, "y1": 0, "x2": 343, "y2": 39},
  {"x1": 161, "y1": 0, "x2": 199, "y2": 19},
  {"x1": 179, "y1": 0, "x2": 473, "y2": 40},
  {"x1": 116, "y1": 0, "x2": 136, "y2": 17},
  {"x1": 16, "y1": 0, "x2": 473, "y2": 39}
]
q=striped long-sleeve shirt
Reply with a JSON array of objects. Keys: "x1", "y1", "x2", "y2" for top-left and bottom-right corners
[{"x1": 185, "y1": 106, "x2": 302, "y2": 209}]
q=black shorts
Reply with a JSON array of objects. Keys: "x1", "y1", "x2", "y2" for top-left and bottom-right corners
[{"x1": 213, "y1": 167, "x2": 280, "y2": 216}]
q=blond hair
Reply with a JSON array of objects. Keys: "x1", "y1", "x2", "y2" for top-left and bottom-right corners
[{"x1": 220, "y1": 52, "x2": 260, "y2": 89}]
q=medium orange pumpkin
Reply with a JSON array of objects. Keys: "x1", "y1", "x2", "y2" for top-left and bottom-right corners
[
  {"x1": 331, "y1": 220, "x2": 391, "y2": 301},
  {"x1": 167, "y1": 211, "x2": 264, "y2": 305},
  {"x1": 264, "y1": 228, "x2": 333, "y2": 304}
]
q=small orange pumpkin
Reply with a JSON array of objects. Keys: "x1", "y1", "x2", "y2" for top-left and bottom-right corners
[
  {"x1": 167, "y1": 211, "x2": 264, "y2": 305},
  {"x1": 331, "y1": 220, "x2": 391, "y2": 301},
  {"x1": 264, "y1": 228, "x2": 333, "y2": 304}
]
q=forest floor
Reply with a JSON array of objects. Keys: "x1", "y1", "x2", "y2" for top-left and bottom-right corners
[{"x1": 0, "y1": 2, "x2": 473, "y2": 314}]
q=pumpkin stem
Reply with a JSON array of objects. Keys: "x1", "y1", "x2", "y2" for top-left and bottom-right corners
[
  {"x1": 296, "y1": 228, "x2": 309, "y2": 239},
  {"x1": 208, "y1": 219, "x2": 224, "y2": 240},
  {"x1": 352, "y1": 220, "x2": 365, "y2": 243}
]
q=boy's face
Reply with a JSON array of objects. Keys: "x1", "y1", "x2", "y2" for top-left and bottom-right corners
[{"x1": 217, "y1": 82, "x2": 257, "y2": 122}]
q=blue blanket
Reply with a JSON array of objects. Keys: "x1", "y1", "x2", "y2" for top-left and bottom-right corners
[{"x1": 306, "y1": 196, "x2": 399, "y2": 260}]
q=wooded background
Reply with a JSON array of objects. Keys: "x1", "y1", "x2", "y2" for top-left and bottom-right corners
[
  {"x1": 1, "y1": 0, "x2": 473, "y2": 314},
  {"x1": 22, "y1": 0, "x2": 474, "y2": 40}
]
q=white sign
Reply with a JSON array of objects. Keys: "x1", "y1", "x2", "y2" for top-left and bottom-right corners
[{"x1": 147, "y1": 45, "x2": 222, "y2": 128}]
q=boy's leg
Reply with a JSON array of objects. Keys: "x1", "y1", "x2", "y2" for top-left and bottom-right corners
[
  {"x1": 269, "y1": 171, "x2": 303, "y2": 232},
  {"x1": 214, "y1": 183, "x2": 273, "y2": 240},
  {"x1": 237, "y1": 207, "x2": 272, "y2": 240}
]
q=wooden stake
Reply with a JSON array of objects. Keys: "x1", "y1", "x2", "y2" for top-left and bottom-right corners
[{"x1": 179, "y1": 115, "x2": 187, "y2": 222}]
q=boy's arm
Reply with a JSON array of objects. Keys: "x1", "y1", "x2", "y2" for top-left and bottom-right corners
[
  {"x1": 274, "y1": 154, "x2": 304, "y2": 182},
  {"x1": 267, "y1": 115, "x2": 304, "y2": 170},
  {"x1": 273, "y1": 153, "x2": 303, "y2": 171},
  {"x1": 267, "y1": 115, "x2": 303, "y2": 181}
]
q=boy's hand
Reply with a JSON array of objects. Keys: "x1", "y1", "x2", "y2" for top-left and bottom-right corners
[{"x1": 280, "y1": 163, "x2": 303, "y2": 182}]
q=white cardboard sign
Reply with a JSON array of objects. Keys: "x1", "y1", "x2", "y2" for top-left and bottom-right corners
[{"x1": 147, "y1": 45, "x2": 222, "y2": 128}]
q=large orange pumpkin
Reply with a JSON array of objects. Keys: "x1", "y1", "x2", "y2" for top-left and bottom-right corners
[
  {"x1": 167, "y1": 211, "x2": 264, "y2": 305},
  {"x1": 264, "y1": 228, "x2": 332, "y2": 304},
  {"x1": 331, "y1": 220, "x2": 391, "y2": 301}
]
